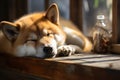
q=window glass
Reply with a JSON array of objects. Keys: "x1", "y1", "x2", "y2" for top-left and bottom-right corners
[
  {"x1": 83, "y1": 0, "x2": 112, "y2": 36},
  {"x1": 28, "y1": 0, "x2": 70, "y2": 19},
  {"x1": 28, "y1": 0, "x2": 45, "y2": 13}
]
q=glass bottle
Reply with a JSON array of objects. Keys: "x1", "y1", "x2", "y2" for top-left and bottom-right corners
[{"x1": 92, "y1": 15, "x2": 111, "y2": 53}]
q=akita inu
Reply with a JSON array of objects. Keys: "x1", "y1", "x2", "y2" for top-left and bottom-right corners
[{"x1": 0, "y1": 3, "x2": 92, "y2": 58}]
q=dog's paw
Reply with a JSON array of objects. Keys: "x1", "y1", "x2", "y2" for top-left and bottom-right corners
[{"x1": 56, "y1": 45, "x2": 82, "y2": 57}]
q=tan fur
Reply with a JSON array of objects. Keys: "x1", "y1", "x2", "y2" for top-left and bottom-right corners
[{"x1": 0, "y1": 3, "x2": 92, "y2": 58}]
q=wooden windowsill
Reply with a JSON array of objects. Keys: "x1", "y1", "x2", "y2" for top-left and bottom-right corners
[{"x1": 0, "y1": 53, "x2": 120, "y2": 80}]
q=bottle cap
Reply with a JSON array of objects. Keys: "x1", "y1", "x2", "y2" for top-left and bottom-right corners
[{"x1": 97, "y1": 15, "x2": 105, "y2": 19}]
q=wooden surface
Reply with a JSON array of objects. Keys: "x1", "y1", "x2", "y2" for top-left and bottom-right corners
[
  {"x1": 0, "y1": 53, "x2": 120, "y2": 80},
  {"x1": 47, "y1": 54, "x2": 120, "y2": 69}
]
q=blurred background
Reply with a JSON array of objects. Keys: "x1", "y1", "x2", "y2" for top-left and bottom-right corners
[{"x1": 0, "y1": 0, "x2": 118, "y2": 42}]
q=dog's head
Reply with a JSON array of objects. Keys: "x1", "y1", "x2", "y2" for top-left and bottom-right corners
[{"x1": 0, "y1": 3, "x2": 66, "y2": 58}]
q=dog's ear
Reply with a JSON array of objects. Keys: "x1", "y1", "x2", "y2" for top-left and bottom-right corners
[
  {"x1": 0, "y1": 21, "x2": 20, "y2": 42},
  {"x1": 45, "y1": 3, "x2": 59, "y2": 25}
]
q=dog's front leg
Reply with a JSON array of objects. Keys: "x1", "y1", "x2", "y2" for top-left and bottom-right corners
[{"x1": 55, "y1": 45, "x2": 82, "y2": 57}]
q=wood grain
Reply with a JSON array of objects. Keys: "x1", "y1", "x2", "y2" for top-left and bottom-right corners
[{"x1": 0, "y1": 53, "x2": 120, "y2": 80}]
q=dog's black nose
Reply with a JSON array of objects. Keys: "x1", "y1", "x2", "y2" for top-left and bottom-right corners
[{"x1": 43, "y1": 47, "x2": 53, "y2": 54}]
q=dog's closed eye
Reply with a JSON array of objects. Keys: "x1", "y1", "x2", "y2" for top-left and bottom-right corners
[
  {"x1": 25, "y1": 33, "x2": 38, "y2": 43},
  {"x1": 46, "y1": 33, "x2": 54, "y2": 37}
]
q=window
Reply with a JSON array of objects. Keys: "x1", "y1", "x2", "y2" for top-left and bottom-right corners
[
  {"x1": 83, "y1": 0, "x2": 112, "y2": 36},
  {"x1": 28, "y1": 0, "x2": 45, "y2": 13},
  {"x1": 28, "y1": 0, "x2": 70, "y2": 19}
]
